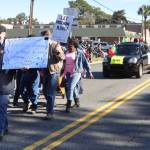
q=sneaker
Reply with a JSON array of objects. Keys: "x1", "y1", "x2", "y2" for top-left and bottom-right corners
[
  {"x1": 44, "y1": 114, "x2": 54, "y2": 120},
  {"x1": 74, "y1": 98, "x2": 80, "y2": 108},
  {"x1": 13, "y1": 101, "x2": 18, "y2": 107},
  {"x1": 13, "y1": 99, "x2": 19, "y2": 107},
  {"x1": 66, "y1": 100, "x2": 72, "y2": 113},
  {"x1": 30, "y1": 105, "x2": 37, "y2": 114},
  {"x1": 31, "y1": 108, "x2": 37, "y2": 114},
  {"x1": 23, "y1": 103, "x2": 29, "y2": 112}
]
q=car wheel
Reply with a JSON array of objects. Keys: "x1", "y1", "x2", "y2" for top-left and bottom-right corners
[{"x1": 136, "y1": 64, "x2": 143, "y2": 78}]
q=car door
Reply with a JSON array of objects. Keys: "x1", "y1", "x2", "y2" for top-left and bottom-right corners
[
  {"x1": 141, "y1": 45, "x2": 148, "y2": 68},
  {"x1": 144, "y1": 45, "x2": 150, "y2": 69},
  {"x1": 144, "y1": 45, "x2": 150, "y2": 63}
]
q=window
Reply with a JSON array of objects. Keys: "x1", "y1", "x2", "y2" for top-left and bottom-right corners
[{"x1": 116, "y1": 44, "x2": 140, "y2": 55}]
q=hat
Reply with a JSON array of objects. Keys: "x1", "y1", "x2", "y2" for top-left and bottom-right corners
[{"x1": 0, "y1": 25, "x2": 6, "y2": 33}]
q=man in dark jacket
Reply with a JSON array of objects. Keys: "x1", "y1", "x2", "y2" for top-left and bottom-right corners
[{"x1": 0, "y1": 25, "x2": 15, "y2": 141}]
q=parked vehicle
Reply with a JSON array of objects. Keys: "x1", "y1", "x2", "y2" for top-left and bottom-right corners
[
  {"x1": 98, "y1": 42, "x2": 111, "y2": 53},
  {"x1": 92, "y1": 41, "x2": 99, "y2": 49},
  {"x1": 102, "y1": 42, "x2": 150, "y2": 78}
]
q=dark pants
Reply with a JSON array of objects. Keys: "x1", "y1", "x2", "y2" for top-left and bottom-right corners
[
  {"x1": 0, "y1": 95, "x2": 9, "y2": 133},
  {"x1": 13, "y1": 70, "x2": 22, "y2": 103},
  {"x1": 20, "y1": 71, "x2": 40, "y2": 109}
]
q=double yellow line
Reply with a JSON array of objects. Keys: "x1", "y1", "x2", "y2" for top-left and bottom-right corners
[{"x1": 24, "y1": 79, "x2": 150, "y2": 150}]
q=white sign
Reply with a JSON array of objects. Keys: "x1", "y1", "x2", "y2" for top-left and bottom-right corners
[
  {"x1": 63, "y1": 8, "x2": 79, "y2": 18},
  {"x1": 2, "y1": 37, "x2": 49, "y2": 69},
  {"x1": 52, "y1": 14, "x2": 74, "y2": 43}
]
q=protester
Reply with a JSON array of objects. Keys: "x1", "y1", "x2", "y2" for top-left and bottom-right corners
[
  {"x1": 20, "y1": 68, "x2": 40, "y2": 113},
  {"x1": 108, "y1": 41, "x2": 117, "y2": 57},
  {"x1": 20, "y1": 35, "x2": 40, "y2": 113},
  {"x1": 134, "y1": 38, "x2": 138, "y2": 43},
  {"x1": 63, "y1": 38, "x2": 94, "y2": 113},
  {"x1": 87, "y1": 43, "x2": 93, "y2": 62},
  {"x1": 0, "y1": 25, "x2": 15, "y2": 141},
  {"x1": 41, "y1": 30, "x2": 65, "y2": 119},
  {"x1": 38, "y1": 30, "x2": 52, "y2": 95},
  {"x1": 13, "y1": 70, "x2": 23, "y2": 106}
]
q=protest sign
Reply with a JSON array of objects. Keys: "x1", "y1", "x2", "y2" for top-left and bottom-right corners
[
  {"x1": 2, "y1": 37, "x2": 49, "y2": 69},
  {"x1": 52, "y1": 14, "x2": 74, "y2": 43},
  {"x1": 63, "y1": 8, "x2": 79, "y2": 26}
]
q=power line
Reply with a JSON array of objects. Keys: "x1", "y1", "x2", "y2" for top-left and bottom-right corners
[
  {"x1": 91, "y1": 0, "x2": 141, "y2": 22},
  {"x1": 92, "y1": 0, "x2": 114, "y2": 13}
]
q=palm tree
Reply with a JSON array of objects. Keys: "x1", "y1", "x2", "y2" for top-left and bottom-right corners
[
  {"x1": 138, "y1": 5, "x2": 150, "y2": 43},
  {"x1": 111, "y1": 10, "x2": 127, "y2": 24}
]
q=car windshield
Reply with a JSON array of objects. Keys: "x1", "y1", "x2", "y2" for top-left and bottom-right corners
[
  {"x1": 101, "y1": 43, "x2": 107, "y2": 46},
  {"x1": 116, "y1": 44, "x2": 140, "y2": 55}
]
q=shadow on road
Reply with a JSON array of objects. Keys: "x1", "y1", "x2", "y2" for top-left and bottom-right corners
[{"x1": 1, "y1": 92, "x2": 150, "y2": 150}]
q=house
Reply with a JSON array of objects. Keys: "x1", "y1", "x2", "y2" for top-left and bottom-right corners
[{"x1": 4, "y1": 23, "x2": 150, "y2": 45}]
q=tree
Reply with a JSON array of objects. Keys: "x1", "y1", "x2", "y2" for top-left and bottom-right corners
[
  {"x1": 138, "y1": 5, "x2": 150, "y2": 43},
  {"x1": 7, "y1": 18, "x2": 14, "y2": 24},
  {"x1": 0, "y1": 12, "x2": 39, "y2": 25},
  {"x1": 16, "y1": 13, "x2": 27, "y2": 25},
  {"x1": 25, "y1": 16, "x2": 39, "y2": 25},
  {"x1": 68, "y1": 0, "x2": 111, "y2": 24},
  {"x1": 111, "y1": 10, "x2": 127, "y2": 24},
  {"x1": 69, "y1": 0, "x2": 93, "y2": 15}
]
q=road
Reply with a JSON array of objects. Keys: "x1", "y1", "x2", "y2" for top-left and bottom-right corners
[{"x1": 0, "y1": 63, "x2": 150, "y2": 150}]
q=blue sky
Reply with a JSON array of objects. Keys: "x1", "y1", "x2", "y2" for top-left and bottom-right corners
[{"x1": 0, "y1": 0, "x2": 149, "y2": 23}]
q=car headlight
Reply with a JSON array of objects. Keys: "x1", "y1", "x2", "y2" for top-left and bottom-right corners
[
  {"x1": 128, "y1": 57, "x2": 137, "y2": 64},
  {"x1": 103, "y1": 57, "x2": 108, "y2": 63}
]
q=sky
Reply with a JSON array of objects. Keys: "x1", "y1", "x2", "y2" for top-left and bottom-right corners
[{"x1": 0, "y1": 0, "x2": 149, "y2": 24}]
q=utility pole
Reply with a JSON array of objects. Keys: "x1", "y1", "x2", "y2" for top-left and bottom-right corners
[
  {"x1": 141, "y1": 9, "x2": 144, "y2": 39},
  {"x1": 144, "y1": 15, "x2": 147, "y2": 43},
  {"x1": 28, "y1": 0, "x2": 34, "y2": 35}
]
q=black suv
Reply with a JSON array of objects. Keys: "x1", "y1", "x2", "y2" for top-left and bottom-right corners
[{"x1": 102, "y1": 42, "x2": 150, "y2": 78}]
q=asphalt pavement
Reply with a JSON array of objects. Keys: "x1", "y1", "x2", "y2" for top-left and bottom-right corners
[{"x1": 0, "y1": 63, "x2": 150, "y2": 150}]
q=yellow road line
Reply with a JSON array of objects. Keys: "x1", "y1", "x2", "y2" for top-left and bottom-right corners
[
  {"x1": 43, "y1": 82, "x2": 150, "y2": 150},
  {"x1": 23, "y1": 79, "x2": 150, "y2": 150}
]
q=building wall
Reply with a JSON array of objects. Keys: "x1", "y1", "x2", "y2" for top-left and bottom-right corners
[
  {"x1": 4, "y1": 23, "x2": 149, "y2": 45},
  {"x1": 96, "y1": 37, "x2": 123, "y2": 44}
]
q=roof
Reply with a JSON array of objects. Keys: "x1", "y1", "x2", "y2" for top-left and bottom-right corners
[
  {"x1": 72, "y1": 27, "x2": 126, "y2": 37},
  {"x1": 125, "y1": 23, "x2": 143, "y2": 33},
  {"x1": 6, "y1": 27, "x2": 126, "y2": 38},
  {"x1": 6, "y1": 28, "x2": 53, "y2": 38}
]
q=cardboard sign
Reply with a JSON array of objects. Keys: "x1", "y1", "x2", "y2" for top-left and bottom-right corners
[
  {"x1": 110, "y1": 56, "x2": 124, "y2": 64},
  {"x1": 52, "y1": 14, "x2": 74, "y2": 43},
  {"x1": 2, "y1": 37, "x2": 49, "y2": 69}
]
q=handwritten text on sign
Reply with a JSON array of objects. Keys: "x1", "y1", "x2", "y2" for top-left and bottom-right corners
[
  {"x1": 52, "y1": 14, "x2": 74, "y2": 43},
  {"x1": 2, "y1": 37, "x2": 49, "y2": 69}
]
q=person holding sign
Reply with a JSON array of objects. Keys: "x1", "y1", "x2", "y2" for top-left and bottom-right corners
[
  {"x1": 19, "y1": 35, "x2": 40, "y2": 113},
  {"x1": 0, "y1": 26, "x2": 15, "y2": 141},
  {"x1": 41, "y1": 30, "x2": 65, "y2": 120}
]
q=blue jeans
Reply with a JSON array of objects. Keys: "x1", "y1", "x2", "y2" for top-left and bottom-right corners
[
  {"x1": 65, "y1": 73, "x2": 81, "y2": 101},
  {"x1": 0, "y1": 95, "x2": 9, "y2": 133},
  {"x1": 20, "y1": 71, "x2": 40, "y2": 108},
  {"x1": 43, "y1": 72, "x2": 59, "y2": 114}
]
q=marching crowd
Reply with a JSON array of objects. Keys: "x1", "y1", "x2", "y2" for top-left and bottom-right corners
[{"x1": 0, "y1": 25, "x2": 94, "y2": 141}]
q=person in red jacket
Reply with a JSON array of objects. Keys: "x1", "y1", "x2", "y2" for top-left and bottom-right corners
[{"x1": 108, "y1": 41, "x2": 117, "y2": 57}]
